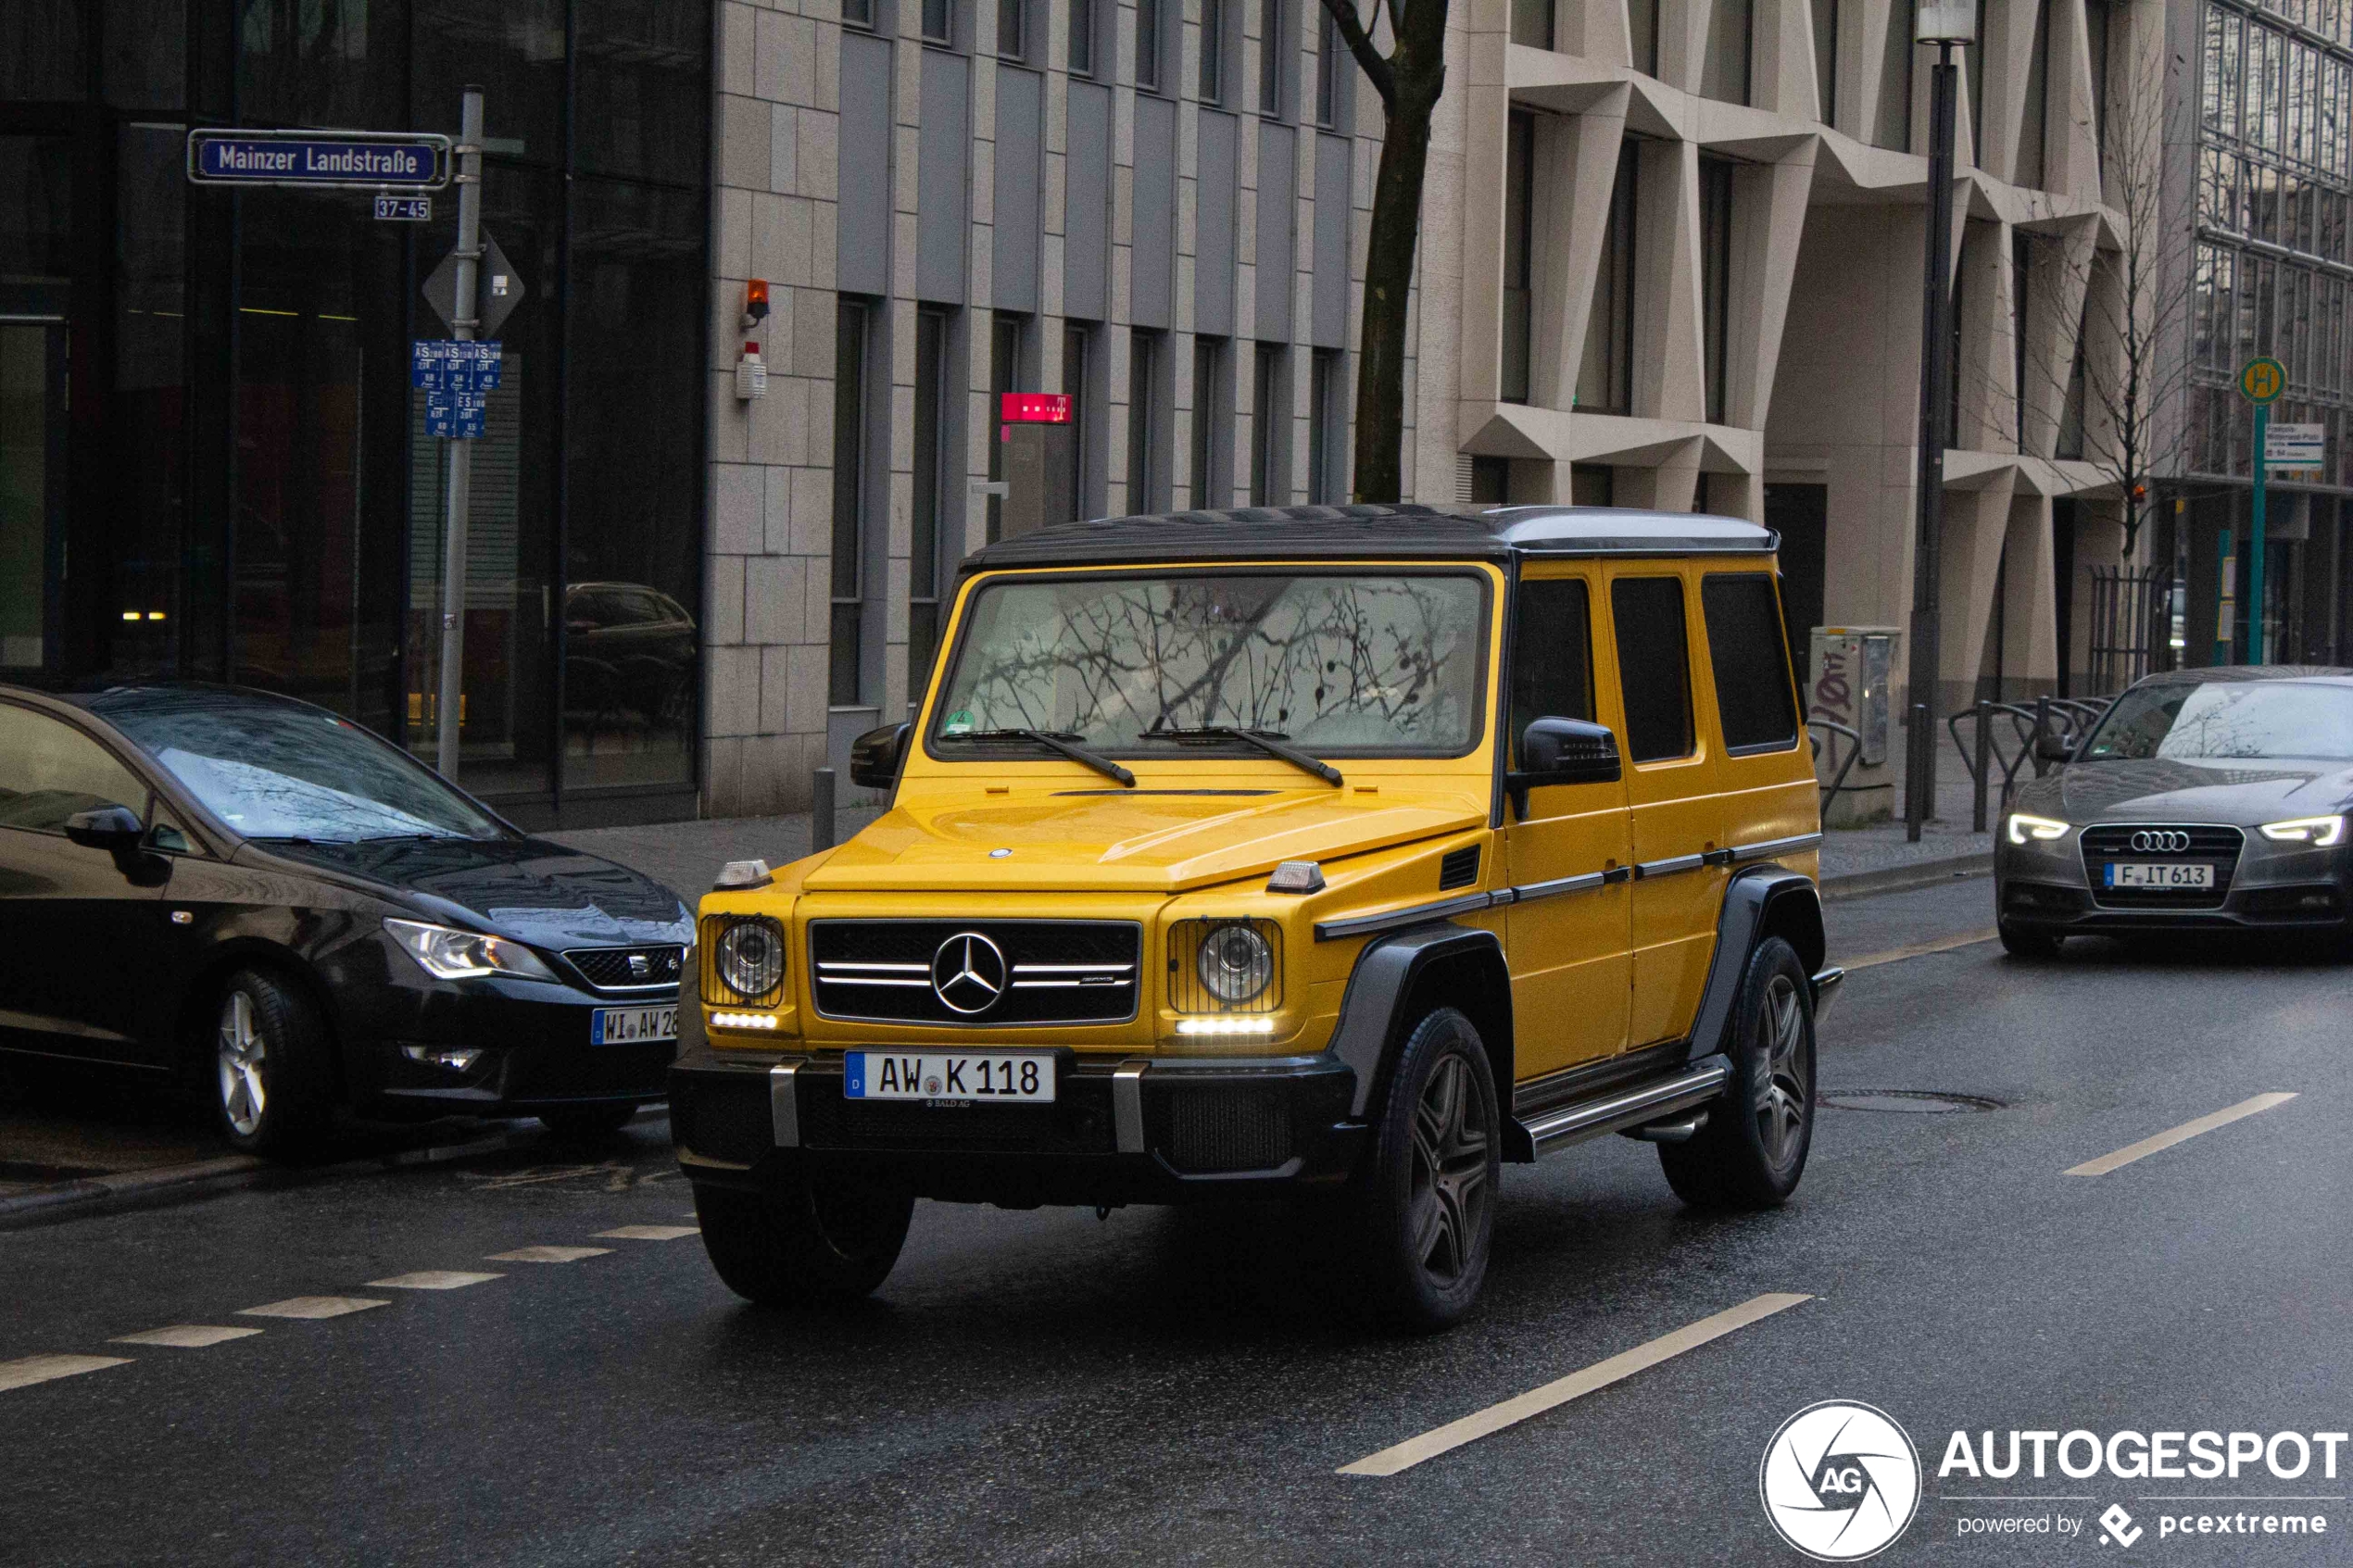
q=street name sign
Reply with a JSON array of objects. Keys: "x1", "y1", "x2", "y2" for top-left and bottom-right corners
[{"x1": 186, "y1": 130, "x2": 450, "y2": 189}]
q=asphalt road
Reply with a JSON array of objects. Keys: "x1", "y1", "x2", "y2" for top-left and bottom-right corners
[{"x1": 4, "y1": 878, "x2": 2347, "y2": 1567}]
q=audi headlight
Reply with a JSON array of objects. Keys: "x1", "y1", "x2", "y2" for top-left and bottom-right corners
[
  {"x1": 384, "y1": 918, "x2": 558, "y2": 983},
  {"x1": 1195, "y1": 922, "x2": 1273, "y2": 1005},
  {"x1": 713, "y1": 917, "x2": 786, "y2": 1002},
  {"x1": 2006, "y1": 813, "x2": 2070, "y2": 845},
  {"x1": 2260, "y1": 814, "x2": 2347, "y2": 847}
]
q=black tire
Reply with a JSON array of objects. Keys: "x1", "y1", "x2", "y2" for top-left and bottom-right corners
[
  {"x1": 537, "y1": 1103, "x2": 640, "y2": 1142},
  {"x1": 1998, "y1": 920, "x2": 2064, "y2": 959},
  {"x1": 210, "y1": 968, "x2": 334, "y2": 1157},
  {"x1": 1350, "y1": 1007, "x2": 1501, "y2": 1332},
  {"x1": 1659, "y1": 936, "x2": 1815, "y2": 1210},
  {"x1": 693, "y1": 1176, "x2": 915, "y2": 1307}
]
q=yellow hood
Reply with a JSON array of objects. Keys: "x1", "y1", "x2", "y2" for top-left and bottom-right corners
[{"x1": 804, "y1": 786, "x2": 1488, "y2": 893}]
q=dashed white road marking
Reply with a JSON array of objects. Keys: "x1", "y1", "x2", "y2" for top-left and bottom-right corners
[
  {"x1": 2064, "y1": 1092, "x2": 2300, "y2": 1177},
  {"x1": 0, "y1": 1355, "x2": 132, "y2": 1393},
  {"x1": 486, "y1": 1246, "x2": 611, "y2": 1263},
  {"x1": 110, "y1": 1325, "x2": 263, "y2": 1348},
  {"x1": 366, "y1": 1271, "x2": 503, "y2": 1290},
  {"x1": 238, "y1": 1297, "x2": 388, "y2": 1320},
  {"x1": 1337, "y1": 1293, "x2": 1815, "y2": 1477},
  {"x1": 594, "y1": 1224, "x2": 698, "y2": 1241}
]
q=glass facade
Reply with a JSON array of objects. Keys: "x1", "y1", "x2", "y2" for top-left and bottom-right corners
[{"x1": 0, "y1": 0, "x2": 711, "y2": 823}]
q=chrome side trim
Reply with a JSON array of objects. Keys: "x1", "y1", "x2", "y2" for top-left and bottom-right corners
[
  {"x1": 1518, "y1": 1060, "x2": 1730, "y2": 1155},
  {"x1": 769, "y1": 1061, "x2": 800, "y2": 1148},
  {"x1": 1634, "y1": 853, "x2": 1707, "y2": 879},
  {"x1": 1810, "y1": 966, "x2": 1845, "y2": 1022},
  {"x1": 1113, "y1": 1060, "x2": 1149, "y2": 1153},
  {"x1": 1508, "y1": 870, "x2": 1607, "y2": 904},
  {"x1": 1314, "y1": 890, "x2": 1499, "y2": 942},
  {"x1": 1731, "y1": 832, "x2": 1825, "y2": 863}
]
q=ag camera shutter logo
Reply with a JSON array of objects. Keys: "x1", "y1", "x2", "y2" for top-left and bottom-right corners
[{"x1": 1760, "y1": 1400, "x2": 1922, "y2": 1561}]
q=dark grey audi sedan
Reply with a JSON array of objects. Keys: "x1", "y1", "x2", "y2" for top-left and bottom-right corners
[
  {"x1": 0, "y1": 683, "x2": 693, "y2": 1154},
  {"x1": 1995, "y1": 666, "x2": 2353, "y2": 956}
]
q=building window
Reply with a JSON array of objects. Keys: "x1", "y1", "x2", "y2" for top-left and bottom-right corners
[
  {"x1": 1309, "y1": 349, "x2": 1345, "y2": 503},
  {"x1": 1259, "y1": 0, "x2": 1287, "y2": 114},
  {"x1": 1127, "y1": 328, "x2": 1163, "y2": 511},
  {"x1": 1070, "y1": 0, "x2": 1096, "y2": 72},
  {"x1": 2012, "y1": 230, "x2": 2032, "y2": 449},
  {"x1": 831, "y1": 298, "x2": 873, "y2": 707},
  {"x1": 1192, "y1": 336, "x2": 1227, "y2": 507},
  {"x1": 1315, "y1": 5, "x2": 1343, "y2": 124},
  {"x1": 1251, "y1": 343, "x2": 1287, "y2": 504},
  {"x1": 2086, "y1": 0, "x2": 2109, "y2": 179},
  {"x1": 988, "y1": 315, "x2": 1026, "y2": 543},
  {"x1": 1201, "y1": 0, "x2": 1226, "y2": 101},
  {"x1": 1503, "y1": 112, "x2": 1535, "y2": 406},
  {"x1": 1469, "y1": 457, "x2": 1509, "y2": 503},
  {"x1": 1699, "y1": 155, "x2": 1733, "y2": 424},
  {"x1": 2016, "y1": 0, "x2": 2047, "y2": 186},
  {"x1": 1702, "y1": 0, "x2": 1751, "y2": 105},
  {"x1": 1577, "y1": 139, "x2": 1637, "y2": 416},
  {"x1": 1510, "y1": 0, "x2": 1552, "y2": 48},
  {"x1": 1137, "y1": 0, "x2": 1163, "y2": 89},
  {"x1": 845, "y1": 0, "x2": 875, "y2": 28},
  {"x1": 910, "y1": 307, "x2": 951, "y2": 704},
  {"x1": 1875, "y1": 0, "x2": 1913, "y2": 151},
  {"x1": 1629, "y1": 0, "x2": 1658, "y2": 75},
  {"x1": 1064, "y1": 320, "x2": 1095, "y2": 519},
  {"x1": 924, "y1": 0, "x2": 955, "y2": 44},
  {"x1": 1570, "y1": 463, "x2": 1613, "y2": 505},
  {"x1": 1809, "y1": 0, "x2": 1835, "y2": 124},
  {"x1": 999, "y1": 0, "x2": 1028, "y2": 56}
]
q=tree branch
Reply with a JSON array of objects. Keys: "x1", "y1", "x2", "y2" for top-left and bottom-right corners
[{"x1": 1316, "y1": 0, "x2": 1396, "y2": 105}]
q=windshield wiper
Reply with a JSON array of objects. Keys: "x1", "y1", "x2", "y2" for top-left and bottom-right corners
[
  {"x1": 1140, "y1": 724, "x2": 1342, "y2": 786},
  {"x1": 940, "y1": 728, "x2": 1135, "y2": 787}
]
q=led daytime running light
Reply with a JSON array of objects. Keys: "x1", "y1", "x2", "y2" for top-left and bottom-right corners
[
  {"x1": 1175, "y1": 1016, "x2": 1277, "y2": 1035},
  {"x1": 2006, "y1": 813, "x2": 2070, "y2": 845},
  {"x1": 709, "y1": 1010, "x2": 781, "y2": 1032},
  {"x1": 2259, "y1": 814, "x2": 2347, "y2": 846}
]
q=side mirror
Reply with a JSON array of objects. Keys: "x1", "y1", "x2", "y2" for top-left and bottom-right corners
[
  {"x1": 2033, "y1": 733, "x2": 2073, "y2": 764},
  {"x1": 65, "y1": 804, "x2": 145, "y2": 852},
  {"x1": 1509, "y1": 717, "x2": 1621, "y2": 818},
  {"x1": 849, "y1": 721, "x2": 912, "y2": 791}
]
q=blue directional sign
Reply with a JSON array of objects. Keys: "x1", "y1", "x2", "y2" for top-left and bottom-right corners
[
  {"x1": 411, "y1": 339, "x2": 503, "y2": 393},
  {"x1": 424, "y1": 389, "x2": 489, "y2": 440},
  {"x1": 187, "y1": 130, "x2": 450, "y2": 189}
]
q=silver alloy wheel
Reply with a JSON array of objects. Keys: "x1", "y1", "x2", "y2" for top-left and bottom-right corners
[
  {"x1": 1408, "y1": 1052, "x2": 1490, "y2": 1284},
  {"x1": 218, "y1": 990, "x2": 268, "y2": 1137},
  {"x1": 1754, "y1": 973, "x2": 1808, "y2": 1168}
]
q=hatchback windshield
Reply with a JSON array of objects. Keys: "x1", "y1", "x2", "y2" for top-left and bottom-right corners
[
  {"x1": 929, "y1": 572, "x2": 1489, "y2": 755},
  {"x1": 2082, "y1": 680, "x2": 2353, "y2": 762},
  {"x1": 91, "y1": 691, "x2": 509, "y2": 841}
]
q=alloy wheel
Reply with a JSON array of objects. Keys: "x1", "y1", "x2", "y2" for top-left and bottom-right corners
[
  {"x1": 218, "y1": 990, "x2": 268, "y2": 1137},
  {"x1": 1753, "y1": 973, "x2": 1808, "y2": 1168},
  {"x1": 1408, "y1": 1052, "x2": 1491, "y2": 1285}
]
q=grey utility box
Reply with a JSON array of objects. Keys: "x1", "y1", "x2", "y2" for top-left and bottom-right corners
[{"x1": 1807, "y1": 626, "x2": 1899, "y2": 827}]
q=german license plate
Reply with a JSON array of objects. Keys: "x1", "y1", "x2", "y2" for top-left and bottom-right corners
[
  {"x1": 845, "y1": 1051, "x2": 1056, "y2": 1103},
  {"x1": 590, "y1": 1006, "x2": 677, "y2": 1045},
  {"x1": 2105, "y1": 862, "x2": 2213, "y2": 890}
]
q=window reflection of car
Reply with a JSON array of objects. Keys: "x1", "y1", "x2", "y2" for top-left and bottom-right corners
[{"x1": 564, "y1": 582, "x2": 696, "y2": 734}]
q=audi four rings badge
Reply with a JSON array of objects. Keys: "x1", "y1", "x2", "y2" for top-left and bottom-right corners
[{"x1": 2130, "y1": 830, "x2": 2194, "y2": 853}]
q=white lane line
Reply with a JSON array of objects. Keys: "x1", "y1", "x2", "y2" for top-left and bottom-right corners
[
  {"x1": 1337, "y1": 1293, "x2": 1814, "y2": 1477},
  {"x1": 366, "y1": 1270, "x2": 503, "y2": 1291},
  {"x1": 2064, "y1": 1092, "x2": 2300, "y2": 1177},
  {"x1": 0, "y1": 1354, "x2": 132, "y2": 1394},
  {"x1": 1843, "y1": 929, "x2": 1999, "y2": 971},
  {"x1": 238, "y1": 1297, "x2": 388, "y2": 1320},
  {"x1": 109, "y1": 1325, "x2": 263, "y2": 1348},
  {"x1": 594, "y1": 1224, "x2": 698, "y2": 1241},
  {"x1": 486, "y1": 1246, "x2": 611, "y2": 1264}
]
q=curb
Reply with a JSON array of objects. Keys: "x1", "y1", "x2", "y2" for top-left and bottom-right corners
[
  {"x1": 0, "y1": 1155, "x2": 267, "y2": 1225},
  {"x1": 1818, "y1": 851, "x2": 1994, "y2": 902}
]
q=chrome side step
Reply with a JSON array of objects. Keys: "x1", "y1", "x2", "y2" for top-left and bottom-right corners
[{"x1": 1517, "y1": 1060, "x2": 1731, "y2": 1156}]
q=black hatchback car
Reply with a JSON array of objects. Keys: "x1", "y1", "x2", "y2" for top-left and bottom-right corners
[
  {"x1": 1996, "y1": 666, "x2": 2353, "y2": 954},
  {"x1": 0, "y1": 684, "x2": 693, "y2": 1153}
]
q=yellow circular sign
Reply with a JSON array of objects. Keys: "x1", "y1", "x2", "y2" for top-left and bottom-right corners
[{"x1": 2240, "y1": 357, "x2": 2286, "y2": 404}]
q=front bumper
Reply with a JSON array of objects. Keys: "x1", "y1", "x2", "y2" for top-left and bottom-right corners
[
  {"x1": 1994, "y1": 830, "x2": 2350, "y2": 935},
  {"x1": 669, "y1": 1046, "x2": 1365, "y2": 1207}
]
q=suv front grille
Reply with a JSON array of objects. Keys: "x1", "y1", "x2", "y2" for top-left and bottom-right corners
[
  {"x1": 564, "y1": 944, "x2": 686, "y2": 992},
  {"x1": 2080, "y1": 824, "x2": 2243, "y2": 909},
  {"x1": 809, "y1": 920, "x2": 1140, "y2": 1026}
]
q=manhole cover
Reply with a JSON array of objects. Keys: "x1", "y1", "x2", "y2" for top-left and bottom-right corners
[{"x1": 1818, "y1": 1089, "x2": 2006, "y2": 1114}]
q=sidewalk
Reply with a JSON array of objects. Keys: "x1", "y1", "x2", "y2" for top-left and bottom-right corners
[{"x1": 1815, "y1": 726, "x2": 1996, "y2": 892}]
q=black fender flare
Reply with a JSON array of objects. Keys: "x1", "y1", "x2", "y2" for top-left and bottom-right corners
[
  {"x1": 1324, "y1": 922, "x2": 1512, "y2": 1123},
  {"x1": 1684, "y1": 865, "x2": 1825, "y2": 1067}
]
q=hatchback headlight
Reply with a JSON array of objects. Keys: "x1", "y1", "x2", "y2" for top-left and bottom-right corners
[
  {"x1": 2006, "y1": 813, "x2": 2070, "y2": 845},
  {"x1": 385, "y1": 918, "x2": 558, "y2": 983},
  {"x1": 707, "y1": 915, "x2": 786, "y2": 1005},
  {"x1": 2259, "y1": 814, "x2": 2347, "y2": 847}
]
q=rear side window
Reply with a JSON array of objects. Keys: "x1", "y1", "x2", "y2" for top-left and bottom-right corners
[
  {"x1": 1610, "y1": 576, "x2": 1694, "y2": 763},
  {"x1": 1508, "y1": 577, "x2": 1594, "y2": 767},
  {"x1": 0, "y1": 705, "x2": 146, "y2": 834},
  {"x1": 1701, "y1": 572, "x2": 1800, "y2": 753}
]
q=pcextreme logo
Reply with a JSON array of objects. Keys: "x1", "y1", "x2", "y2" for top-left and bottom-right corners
[{"x1": 1760, "y1": 1401, "x2": 1924, "y2": 1562}]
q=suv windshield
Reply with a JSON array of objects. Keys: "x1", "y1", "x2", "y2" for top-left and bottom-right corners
[
  {"x1": 90, "y1": 691, "x2": 510, "y2": 842},
  {"x1": 2082, "y1": 680, "x2": 2353, "y2": 761},
  {"x1": 930, "y1": 571, "x2": 1489, "y2": 756}
]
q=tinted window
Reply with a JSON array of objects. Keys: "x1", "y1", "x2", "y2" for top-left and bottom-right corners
[
  {"x1": 1610, "y1": 576, "x2": 1694, "y2": 763},
  {"x1": 0, "y1": 706, "x2": 145, "y2": 833},
  {"x1": 1509, "y1": 577, "x2": 1594, "y2": 768},
  {"x1": 1701, "y1": 572, "x2": 1799, "y2": 753},
  {"x1": 92, "y1": 693, "x2": 508, "y2": 843}
]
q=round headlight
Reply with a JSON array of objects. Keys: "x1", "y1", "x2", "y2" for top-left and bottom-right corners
[
  {"x1": 1195, "y1": 922, "x2": 1272, "y2": 1005},
  {"x1": 715, "y1": 920, "x2": 784, "y2": 999}
]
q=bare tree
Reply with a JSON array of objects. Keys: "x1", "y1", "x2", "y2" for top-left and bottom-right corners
[{"x1": 1318, "y1": 0, "x2": 1451, "y2": 504}]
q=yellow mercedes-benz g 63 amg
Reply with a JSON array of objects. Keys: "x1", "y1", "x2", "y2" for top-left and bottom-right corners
[{"x1": 671, "y1": 504, "x2": 1840, "y2": 1328}]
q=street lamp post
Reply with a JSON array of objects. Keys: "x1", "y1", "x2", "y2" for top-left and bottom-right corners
[{"x1": 1905, "y1": 5, "x2": 1974, "y2": 843}]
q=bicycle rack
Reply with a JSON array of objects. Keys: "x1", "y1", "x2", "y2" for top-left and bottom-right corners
[
  {"x1": 1805, "y1": 717, "x2": 1863, "y2": 812},
  {"x1": 1947, "y1": 695, "x2": 2117, "y2": 831}
]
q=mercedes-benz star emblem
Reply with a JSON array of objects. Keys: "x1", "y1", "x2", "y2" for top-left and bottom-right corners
[
  {"x1": 2130, "y1": 829, "x2": 2192, "y2": 854},
  {"x1": 931, "y1": 932, "x2": 1008, "y2": 1015}
]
